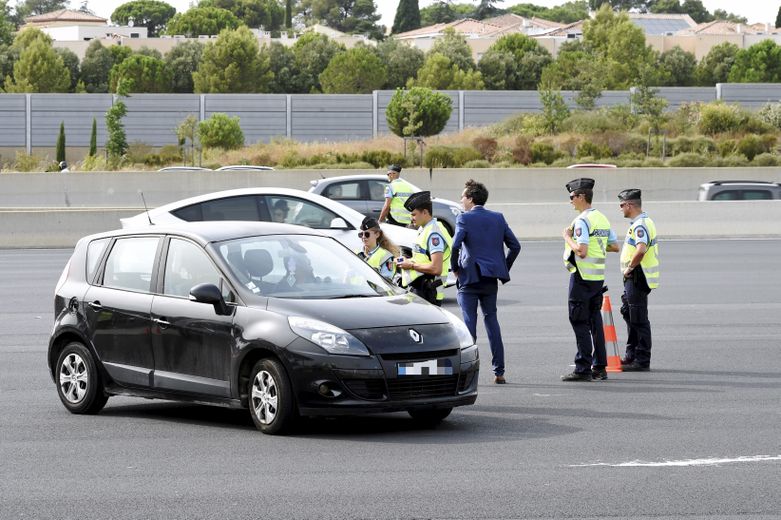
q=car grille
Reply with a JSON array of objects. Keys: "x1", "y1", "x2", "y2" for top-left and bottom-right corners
[
  {"x1": 380, "y1": 349, "x2": 459, "y2": 361},
  {"x1": 387, "y1": 375, "x2": 458, "y2": 400},
  {"x1": 342, "y1": 379, "x2": 386, "y2": 400}
]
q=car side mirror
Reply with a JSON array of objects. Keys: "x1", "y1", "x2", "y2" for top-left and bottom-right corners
[
  {"x1": 190, "y1": 283, "x2": 231, "y2": 316},
  {"x1": 329, "y1": 217, "x2": 349, "y2": 230}
]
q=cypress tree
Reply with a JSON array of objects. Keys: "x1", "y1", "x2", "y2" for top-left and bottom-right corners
[
  {"x1": 56, "y1": 121, "x2": 66, "y2": 163},
  {"x1": 776, "y1": 5, "x2": 781, "y2": 28},
  {"x1": 285, "y1": 0, "x2": 292, "y2": 29},
  {"x1": 392, "y1": 0, "x2": 421, "y2": 34},
  {"x1": 89, "y1": 117, "x2": 97, "y2": 157}
]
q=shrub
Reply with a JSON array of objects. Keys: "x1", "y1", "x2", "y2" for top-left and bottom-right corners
[
  {"x1": 550, "y1": 157, "x2": 575, "y2": 168},
  {"x1": 561, "y1": 106, "x2": 635, "y2": 133},
  {"x1": 670, "y1": 136, "x2": 694, "y2": 155},
  {"x1": 386, "y1": 87, "x2": 452, "y2": 138},
  {"x1": 530, "y1": 142, "x2": 561, "y2": 164},
  {"x1": 512, "y1": 136, "x2": 532, "y2": 164},
  {"x1": 721, "y1": 154, "x2": 750, "y2": 167},
  {"x1": 462, "y1": 159, "x2": 491, "y2": 168},
  {"x1": 698, "y1": 103, "x2": 745, "y2": 135},
  {"x1": 716, "y1": 139, "x2": 737, "y2": 157},
  {"x1": 126, "y1": 142, "x2": 154, "y2": 164},
  {"x1": 80, "y1": 154, "x2": 108, "y2": 171},
  {"x1": 452, "y1": 146, "x2": 483, "y2": 165},
  {"x1": 576, "y1": 140, "x2": 611, "y2": 159},
  {"x1": 642, "y1": 157, "x2": 665, "y2": 167},
  {"x1": 198, "y1": 113, "x2": 244, "y2": 150},
  {"x1": 280, "y1": 150, "x2": 302, "y2": 168},
  {"x1": 423, "y1": 145, "x2": 482, "y2": 168},
  {"x1": 736, "y1": 135, "x2": 765, "y2": 160},
  {"x1": 489, "y1": 114, "x2": 526, "y2": 136},
  {"x1": 360, "y1": 150, "x2": 405, "y2": 168},
  {"x1": 472, "y1": 136, "x2": 498, "y2": 161},
  {"x1": 752, "y1": 153, "x2": 779, "y2": 166},
  {"x1": 13, "y1": 152, "x2": 42, "y2": 172},
  {"x1": 758, "y1": 102, "x2": 781, "y2": 130},
  {"x1": 667, "y1": 153, "x2": 708, "y2": 167}
]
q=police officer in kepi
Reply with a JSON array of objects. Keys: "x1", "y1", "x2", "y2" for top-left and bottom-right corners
[
  {"x1": 379, "y1": 164, "x2": 416, "y2": 228},
  {"x1": 617, "y1": 189, "x2": 660, "y2": 371},
  {"x1": 356, "y1": 216, "x2": 399, "y2": 281},
  {"x1": 397, "y1": 191, "x2": 452, "y2": 306},
  {"x1": 561, "y1": 178, "x2": 619, "y2": 382}
]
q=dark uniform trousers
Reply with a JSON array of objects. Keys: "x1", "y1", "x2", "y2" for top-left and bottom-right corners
[
  {"x1": 620, "y1": 269, "x2": 652, "y2": 367},
  {"x1": 569, "y1": 274, "x2": 607, "y2": 374}
]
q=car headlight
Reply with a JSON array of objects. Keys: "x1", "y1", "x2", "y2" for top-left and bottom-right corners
[
  {"x1": 449, "y1": 206, "x2": 462, "y2": 216},
  {"x1": 288, "y1": 316, "x2": 371, "y2": 357},
  {"x1": 441, "y1": 309, "x2": 474, "y2": 349}
]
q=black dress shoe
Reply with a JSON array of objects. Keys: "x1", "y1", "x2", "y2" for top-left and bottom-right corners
[
  {"x1": 591, "y1": 367, "x2": 608, "y2": 380},
  {"x1": 621, "y1": 357, "x2": 634, "y2": 366},
  {"x1": 622, "y1": 362, "x2": 650, "y2": 372},
  {"x1": 561, "y1": 371, "x2": 592, "y2": 382}
]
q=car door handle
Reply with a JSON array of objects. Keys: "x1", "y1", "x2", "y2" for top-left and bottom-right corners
[
  {"x1": 152, "y1": 318, "x2": 171, "y2": 328},
  {"x1": 371, "y1": 208, "x2": 381, "y2": 212},
  {"x1": 87, "y1": 301, "x2": 102, "y2": 310}
]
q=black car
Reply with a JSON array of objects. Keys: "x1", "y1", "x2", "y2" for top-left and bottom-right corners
[{"x1": 49, "y1": 222, "x2": 478, "y2": 434}]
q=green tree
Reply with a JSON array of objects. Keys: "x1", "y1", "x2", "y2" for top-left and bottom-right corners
[
  {"x1": 164, "y1": 41, "x2": 203, "y2": 93},
  {"x1": 419, "y1": 1, "x2": 473, "y2": 25},
  {"x1": 56, "y1": 121, "x2": 66, "y2": 163},
  {"x1": 428, "y1": 27, "x2": 474, "y2": 71},
  {"x1": 291, "y1": 31, "x2": 344, "y2": 93},
  {"x1": 198, "y1": 113, "x2": 244, "y2": 149},
  {"x1": 297, "y1": 0, "x2": 384, "y2": 40},
  {"x1": 285, "y1": 0, "x2": 292, "y2": 28},
  {"x1": 89, "y1": 117, "x2": 97, "y2": 157},
  {"x1": 4, "y1": 36, "x2": 70, "y2": 92},
  {"x1": 385, "y1": 86, "x2": 452, "y2": 137},
  {"x1": 479, "y1": 33, "x2": 551, "y2": 90},
  {"x1": 199, "y1": 0, "x2": 284, "y2": 30},
  {"x1": 110, "y1": 0, "x2": 176, "y2": 37},
  {"x1": 473, "y1": 0, "x2": 503, "y2": 19},
  {"x1": 392, "y1": 0, "x2": 420, "y2": 34},
  {"x1": 177, "y1": 115, "x2": 199, "y2": 165},
  {"x1": 411, "y1": 52, "x2": 484, "y2": 90},
  {"x1": 776, "y1": 5, "x2": 781, "y2": 28},
  {"x1": 108, "y1": 45, "x2": 133, "y2": 67},
  {"x1": 133, "y1": 46, "x2": 163, "y2": 60},
  {"x1": 539, "y1": 89, "x2": 569, "y2": 134},
  {"x1": 712, "y1": 9, "x2": 746, "y2": 23},
  {"x1": 319, "y1": 45, "x2": 386, "y2": 93},
  {"x1": 164, "y1": 6, "x2": 241, "y2": 37},
  {"x1": 11, "y1": 0, "x2": 67, "y2": 25},
  {"x1": 508, "y1": 1, "x2": 588, "y2": 24},
  {"x1": 109, "y1": 54, "x2": 172, "y2": 93},
  {"x1": 80, "y1": 40, "x2": 114, "y2": 93},
  {"x1": 55, "y1": 47, "x2": 80, "y2": 91},
  {"x1": 0, "y1": 0, "x2": 13, "y2": 46},
  {"x1": 265, "y1": 41, "x2": 297, "y2": 93},
  {"x1": 695, "y1": 41, "x2": 738, "y2": 86},
  {"x1": 657, "y1": 45, "x2": 696, "y2": 86},
  {"x1": 377, "y1": 38, "x2": 424, "y2": 89},
  {"x1": 680, "y1": 0, "x2": 711, "y2": 23},
  {"x1": 631, "y1": 65, "x2": 668, "y2": 133},
  {"x1": 728, "y1": 40, "x2": 781, "y2": 83},
  {"x1": 105, "y1": 95, "x2": 128, "y2": 165},
  {"x1": 193, "y1": 25, "x2": 272, "y2": 93},
  {"x1": 540, "y1": 43, "x2": 604, "y2": 109}
]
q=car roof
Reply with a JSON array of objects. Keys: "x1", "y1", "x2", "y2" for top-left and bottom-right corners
[
  {"x1": 216, "y1": 165, "x2": 275, "y2": 170},
  {"x1": 566, "y1": 163, "x2": 617, "y2": 169},
  {"x1": 313, "y1": 173, "x2": 388, "y2": 184},
  {"x1": 701, "y1": 180, "x2": 781, "y2": 187},
  {"x1": 85, "y1": 221, "x2": 323, "y2": 245},
  {"x1": 157, "y1": 166, "x2": 213, "y2": 171}
]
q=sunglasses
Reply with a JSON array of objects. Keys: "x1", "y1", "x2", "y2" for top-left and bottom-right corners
[
  {"x1": 619, "y1": 202, "x2": 628, "y2": 208},
  {"x1": 358, "y1": 231, "x2": 374, "y2": 238},
  {"x1": 569, "y1": 193, "x2": 577, "y2": 200}
]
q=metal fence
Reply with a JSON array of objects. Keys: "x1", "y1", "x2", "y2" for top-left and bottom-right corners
[{"x1": 2, "y1": 84, "x2": 781, "y2": 151}]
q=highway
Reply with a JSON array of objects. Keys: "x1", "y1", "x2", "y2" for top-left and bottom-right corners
[{"x1": 1, "y1": 239, "x2": 780, "y2": 519}]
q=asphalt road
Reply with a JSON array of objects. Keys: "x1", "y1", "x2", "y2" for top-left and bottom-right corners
[{"x1": 1, "y1": 240, "x2": 780, "y2": 519}]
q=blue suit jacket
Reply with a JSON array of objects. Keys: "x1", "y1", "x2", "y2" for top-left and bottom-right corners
[{"x1": 450, "y1": 206, "x2": 521, "y2": 286}]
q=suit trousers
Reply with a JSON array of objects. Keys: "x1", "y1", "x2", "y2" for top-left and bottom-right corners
[
  {"x1": 568, "y1": 274, "x2": 607, "y2": 373},
  {"x1": 620, "y1": 271, "x2": 652, "y2": 367},
  {"x1": 457, "y1": 280, "x2": 504, "y2": 376}
]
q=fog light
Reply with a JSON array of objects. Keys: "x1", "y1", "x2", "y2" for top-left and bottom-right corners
[
  {"x1": 318, "y1": 383, "x2": 330, "y2": 396},
  {"x1": 316, "y1": 382, "x2": 342, "y2": 398}
]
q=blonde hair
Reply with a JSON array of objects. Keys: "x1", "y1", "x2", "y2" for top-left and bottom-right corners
[{"x1": 371, "y1": 226, "x2": 400, "y2": 257}]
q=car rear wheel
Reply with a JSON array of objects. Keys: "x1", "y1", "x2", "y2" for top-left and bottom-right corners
[
  {"x1": 56, "y1": 342, "x2": 108, "y2": 414},
  {"x1": 407, "y1": 407, "x2": 452, "y2": 427},
  {"x1": 248, "y1": 358, "x2": 296, "y2": 435}
]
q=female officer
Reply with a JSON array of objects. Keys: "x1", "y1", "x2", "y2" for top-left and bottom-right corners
[{"x1": 356, "y1": 216, "x2": 399, "y2": 281}]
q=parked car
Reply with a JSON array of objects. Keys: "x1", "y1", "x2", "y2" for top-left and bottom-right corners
[
  {"x1": 216, "y1": 165, "x2": 275, "y2": 172},
  {"x1": 157, "y1": 166, "x2": 213, "y2": 172},
  {"x1": 308, "y1": 174, "x2": 463, "y2": 235},
  {"x1": 48, "y1": 222, "x2": 478, "y2": 434},
  {"x1": 120, "y1": 187, "x2": 417, "y2": 255},
  {"x1": 698, "y1": 180, "x2": 781, "y2": 201},
  {"x1": 566, "y1": 163, "x2": 617, "y2": 169}
]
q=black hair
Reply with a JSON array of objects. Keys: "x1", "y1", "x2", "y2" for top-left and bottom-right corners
[
  {"x1": 573, "y1": 188, "x2": 593, "y2": 204},
  {"x1": 464, "y1": 179, "x2": 488, "y2": 206}
]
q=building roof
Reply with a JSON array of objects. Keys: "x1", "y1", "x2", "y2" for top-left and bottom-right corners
[
  {"x1": 24, "y1": 8, "x2": 107, "y2": 24},
  {"x1": 677, "y1": 20, "x2": 779, "y2": 35},
  {"x1": 395, "y1": 18, "x2": 504, "y2": 39},
  {"x1": 627, "y1": 12, "x2": 696, "y2": 35},
  {"x1": 536, "y1": 19, "x2": 585, "y2": 37},
  {"x1": 483, "y1": 13, "x2": 563, "y2": 30}
]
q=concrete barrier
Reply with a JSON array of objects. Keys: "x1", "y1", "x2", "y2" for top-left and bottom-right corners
[{"x1": 2, "y1": 201, "x2": 779, "y2": 248}]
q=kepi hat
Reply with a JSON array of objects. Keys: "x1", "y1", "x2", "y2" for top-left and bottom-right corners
[
  {"x1": 566, "y1": 178, "x2": 595, "y2": 192},
  {"x1": 403, "y1": 191, "x2": 431, "y2": 212}
]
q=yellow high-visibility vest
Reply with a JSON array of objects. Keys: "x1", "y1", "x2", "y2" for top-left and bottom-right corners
[
  {"x1": 388, "y1": 178, "x2": 416, "y2": 225},
  {"x1": 404, "y1": 219, "x2": 451, "y2": 302},
  {"x1": 563, "y1": 209, "x2": 611, "y2": 281},
  {"x1": 620, "y1": 214, "x2": 660, "y2": 289},
  {"x1": 357, "y1": 246, "x2": 396, "y2": 279}
]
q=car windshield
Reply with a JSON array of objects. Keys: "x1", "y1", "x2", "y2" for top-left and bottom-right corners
[{"x1": 215, "y1": 234, "x2": 404, "y2": 299}]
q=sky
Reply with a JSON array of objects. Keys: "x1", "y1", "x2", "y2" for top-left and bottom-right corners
[{"x1": 77, "y1": 1, "x2": 778, "y2": 27}]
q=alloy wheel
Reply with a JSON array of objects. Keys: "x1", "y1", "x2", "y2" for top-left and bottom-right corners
[
  {"x1": 60, "y1": 353, "x2": 88, "y2": 404},
  {"x1": 251, "y1": 370, "x2": 278, "y2": 425}
]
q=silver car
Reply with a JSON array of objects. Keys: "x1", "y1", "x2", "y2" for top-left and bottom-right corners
[{"x1": 308, "y1": 174, "x2": 463, "y2": 235}]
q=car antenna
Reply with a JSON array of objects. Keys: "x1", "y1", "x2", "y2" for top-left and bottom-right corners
[{"x1": 140, "y1": 192, "x2": 154, "y2": 225}]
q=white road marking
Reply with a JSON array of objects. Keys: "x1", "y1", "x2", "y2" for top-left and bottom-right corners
[{"x1": 572, "y1": 455, "x2": 781, "y2": 467}]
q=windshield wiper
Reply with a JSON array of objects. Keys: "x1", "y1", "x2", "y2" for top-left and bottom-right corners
[{"x1": 328, "y1": 294, "x2": 375, "y2": 299}]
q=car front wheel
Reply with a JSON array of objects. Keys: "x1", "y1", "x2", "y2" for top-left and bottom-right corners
[
  {"x1": 248, "y1": 358, "x2": 296, "y2": 435},
  {"x1": 55, "y1": 342, "x2": 108, "y2": 414}
]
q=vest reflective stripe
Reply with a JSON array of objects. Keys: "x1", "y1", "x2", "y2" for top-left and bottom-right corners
[
  {"x1": 563, "y1": 209, "x2": 610, "y2": 281},
  {"x1": 620, "y1": 215, "x2": 660, "y2": 289},
  {"x1": 405, "y1": 219, "x2": 451, "y2": 301},
  {"x1": 388, "y1": 179, "x2": 416, "y2": 224}
]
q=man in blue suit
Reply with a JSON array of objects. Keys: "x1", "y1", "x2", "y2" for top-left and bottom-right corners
[{"x1": 450, "y1": 179, "x2": 521, "y2": 384}]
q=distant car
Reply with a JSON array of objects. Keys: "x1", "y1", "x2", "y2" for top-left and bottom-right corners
[
  {"x1": 308, "y1": 174, "x2": 463, "y2": 235},
  {"x1": 157, "y1": 166, "x2": 213, "y2": 172},
  {"x1": 216, "y1": 165, "x2": 275, "y2": 172},
  {"x1": 48, "y1": 221, "x2": 478, "y2": 434},
  {"x1": 120, "y1": 187, "x2": 417, "y2": 255},
  {"x1": 698, "y1": 180, "x2": 781, "y2": 201},
  {"x1": 566, "y1": 163, "x2": 617, "y2": 169}
]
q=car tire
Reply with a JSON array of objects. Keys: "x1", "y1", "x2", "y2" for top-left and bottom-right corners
[
  {"x1": 55, "y1": 342, "x2": 108, "y2": 414},
  {"x1": 407, "y1": 407, "x2": 452, "y2": 427},
  {"x1": 248, "y1": 358, "x2": 297, "y2": 435}
]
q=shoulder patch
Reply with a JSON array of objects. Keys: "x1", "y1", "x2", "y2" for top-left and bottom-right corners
[
  {"x1": 636, "y1": 228, "x2": 645, "y2": 239},
  {"x1": 432, "y1": 236, "x2": 440, "y2": 246},
  {"x1": 575, "y1": 228, "x2": 582, "y2": 237}
]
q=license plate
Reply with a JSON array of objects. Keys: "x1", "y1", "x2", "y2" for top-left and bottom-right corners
[{"x1": 397, "y1": 359, "x2": 453, "y2": 376}]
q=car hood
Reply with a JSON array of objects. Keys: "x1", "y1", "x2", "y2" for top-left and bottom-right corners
[{"x1": 266, "y1": 293, "x2": 448, "y2": 330}]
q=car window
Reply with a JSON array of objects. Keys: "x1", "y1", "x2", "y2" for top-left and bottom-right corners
[
  {"x1": 324, "y1": 182, "x2": 361, "y2": 200},
  {"x1": 265, "y1": 196, "x2": 340, "y2": 229},
  {"x1": 742, "y1": 190, "x2": 773, "y2": 200},
  {"x1": 163, "y1": 238, "x2": 224, "y2": 298},
  {"x1": 711, "y1": 190, "x2": 740, "y2": 201},
  {"x1": 367, "y1": 180, "x2": 388, "y2": 201},
  {"x1": 102, "y1": 237, "x2": 159, "y2": 293},
  {"x1": 173, "y1": 195, "x2": 261, "y2": 222},
  {"x1": 86, "y1": 238, "x2": 110, "y2": 283}
]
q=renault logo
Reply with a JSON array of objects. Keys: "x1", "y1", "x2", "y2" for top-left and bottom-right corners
[{"x1": 409, "y1": 329, "x2": 422, "y2": 343}]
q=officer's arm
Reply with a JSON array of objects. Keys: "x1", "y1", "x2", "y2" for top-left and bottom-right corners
[
  {"x1": 378, "y1": 197, "x2": 392, "y2": 223},
  {"x1": 563, "y1": 232, "x2": 589, "y2": 258},
  {"x1": 412, "y1": 252, "x2": 443, "y2": 276},
  {"x1": 607, "y1": 243, "x2": 620, "y2": 253}
]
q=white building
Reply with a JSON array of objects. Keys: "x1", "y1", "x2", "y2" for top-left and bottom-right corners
[{"x1": 23, "y1": 8, "x2": 147, "y2": 41}]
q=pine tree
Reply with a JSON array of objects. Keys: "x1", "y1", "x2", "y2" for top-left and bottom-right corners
[
  {"x1": 56, "y1": 121, "x2": 66, "y2": 163},
  {"x1": 392, "y1": 0, "x2": 421, "y2": 34},
  {"x1": 89, "y1": 117, "x2": 97, "y2": 157}
]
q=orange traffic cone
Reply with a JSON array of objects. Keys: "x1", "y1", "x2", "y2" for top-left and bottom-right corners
[{"x1": 602, "y1": 293, "x2": 622, "y2": 373}]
